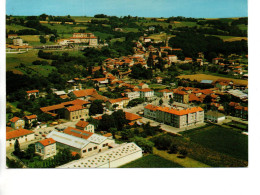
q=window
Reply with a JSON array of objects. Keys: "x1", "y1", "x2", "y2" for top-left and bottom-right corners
[
  {"x1": 94, "y1": 146, "x2": 97, "y2": 150},
  {"x1": 83, "y1": 150, "x2": 86, "y2": 153},
  {"x1": 88, "y1": 148, "x2": 92, "y2": 152}
]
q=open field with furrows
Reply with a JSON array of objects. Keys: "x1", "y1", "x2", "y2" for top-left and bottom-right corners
[
  {"x1": 71, "y1": 16, "x2": 109, "y2": 22},
  {"x1": 120, "y1": 154, "x2": 183, "y2": 168},
  {"x1": 137, "y1": 21, "x2": 199, "y2": 28},
  {"x1": 180, "y1": 124, "x2": 248, "y2": 161},
  {"x1": 6, "y1": 50, "x2": 52, "y2": 71},
  {"x1": 177, "y1": 74, "x2": 248, "y2": 86}
]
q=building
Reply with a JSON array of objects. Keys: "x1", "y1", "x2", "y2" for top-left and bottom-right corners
[
  {"x1": 70, "y1": 33, "x2": 98, "y2": 46},
  {"x1": 139, "y1": 88, "x2": 154, "y2": 99},
  {"x1": 158, "y1": 89, "x2": 173, "y2": 99},
  {"x1": 47, "y1": 130, "x2": 115, "y2": 158},
  {"x1": 6, "y1": 129, "x2": 35, "y2": 147},
  {"x1": 144, "y1": 104, "x2": 204, "y2": 128},
  {"x1": 13, "y1": 38, "x2": 23, "y2": 46},
  {"x1": 138, "y1": 83, "x2": 149, "y2": 89},
  {"x1": 205, "y1": 110, "x2": 225, "y2": 123},
  {"x1": 24, "y1": 115, "x2": 37, "y2": 126},
  {"x1": 173, "y1": 90, "x2": 189, "y2": 104},
  {"x1": 125, "y1": 112, "x2": 142, "y2": 125},
  {"x1": 64, "y1": 105, "x2": 89, "y2": 121},
  {"x1": 75, "y1": 120, "x2": 95, "y2": 133},
  {"x1": 57, "y1": 142, "x2": 142, "y2": 168},
  {"x1": 10, "y1": 117, "x2": 25, "y2": 130},
  {"x1": 26, "y1": 90, "x2": 39, "y2": 99},
  {"x1": 124, "y1": 90, "x2": 140, "y2": 100},
  {"x1": 71, "y1": 88, "x2": 97, "y2": 100},
  {"x1": 35, "y1": 138, "x2": 57, "y2": 160},
  {"x1": 106, "y1": 97, "x2": 129, "y2": 110}
]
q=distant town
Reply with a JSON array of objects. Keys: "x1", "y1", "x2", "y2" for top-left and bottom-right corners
[{"x1": 6, "y1": 14, "x2": 248, "y2": 168}]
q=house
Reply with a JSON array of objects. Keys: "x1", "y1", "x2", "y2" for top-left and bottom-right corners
[
  {"x1": 205, "y1": 110, "x2": 225, "y2": 123},
  {"x1": 6, "y1": 129, "x2": 35, "y2": 147},
  {"x1": 155, "y1": 77, "x2": 163, "y2": 84},
  {"x1": 26, "y1": 90, "x2": 39, "y2": 99},
  {"x1": 125, "y1": 112, "x2": 142, "y2": 125},
  {"x1": 158, "y1": 89, "x2": 173, "y2": 99},
  {"x1": 212, "y1": 57, "x2": 224, "y2": 64},
  {"x1": 10, "y1": 117, "x2": 25, "y2": 130},
  {"x1": 168, "y1": 55, "x2": 178, "y2": 63},
  {"x1": 35, "y1": 138, "x2": 56, "y2": 160},
  {"x1": 24, "y1": 115, "x2": 37, "y2": 126},
  {"x1": 106, "y1": 97, "x2": 130, "y2": 110},
  {"x1": 173, "y1": 90, "x2": 189, "y2": 104},
  {"x1": 124, "y1": 90, "x2": 140, "y2": 100},
  {"x1": 75, "y1": 120, "x2": 95, "y2": 133},
  {"x1": 8, "y1": 34, "x2": 18, "y2": 39},
  {"x1": 47, "y1": 130, "x2": 115, "y2": 158},
  {"x1": 139, "y1": 88, "x2": 154, "y2": 99},
  {"x1": 138, "y1": 83, "x2": 149, "y2": 89},
  {"x1": 71, "y1": 88, "x2": 97, "y2": 100},
  {"x1": 184, "y1": 57, "x2": 193, "y2": 63},
  {"x1": 144, "y1": 104, "x2": 204, "y2": 128},
  {"x1": 64, "y1": 105, "x2": 89, "y2": 121}
]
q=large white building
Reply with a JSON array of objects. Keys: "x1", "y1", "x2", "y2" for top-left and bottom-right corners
[
  {"x1": 144, "y1": 104, "x2": 204, "y2": 128},
  {"x1": 47, "y1": 130, "x2": 115, "y2": 158},
  {"x1": 57, "y1": 142, "x2": 142, "y2": 168}
]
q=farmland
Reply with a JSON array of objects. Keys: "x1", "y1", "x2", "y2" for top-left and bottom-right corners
[
  {"x1": 120, "y1": 154, "x2": 183, "y2": 168},
  {"x1": 177, "y1": 74, "x2": 248, "y2": 86},
  {"x1": 180, "y1": 124, "x2": 248, "y2": 161}
]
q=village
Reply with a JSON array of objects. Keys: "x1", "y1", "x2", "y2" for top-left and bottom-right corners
[{"x1": 6, "y1": 15, "x2": 248, "y2": 168}]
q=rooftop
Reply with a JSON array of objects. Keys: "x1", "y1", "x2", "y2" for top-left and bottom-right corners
[{"x1": 6, "y1": 129, "x2": 34, "y2": 140}]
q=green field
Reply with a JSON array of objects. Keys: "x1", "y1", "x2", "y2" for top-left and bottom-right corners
[
  {"x1": 120, "y1": 154, "x2": 183, "y2": 168},
  {"x1": 181, "y1": 124, "x2": 248, "y2": 161},
  {"x1": 6, "y1": 50, "x2": 51, "y2": 71},
  {"x1": 29, "y1": 65, "x2": 56, "y2": 77},
  {"x1": 6, "y1": 24, "x2": 34, "y2": 31},
  {"x1": 71, "y1": 16, "x2": 109, "y2": 22},
  {"x1": 42, "y1": 23, "x2": 77, "y2": 34}
]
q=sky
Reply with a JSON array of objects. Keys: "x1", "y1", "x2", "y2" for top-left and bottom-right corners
[{"x1": 6, "y1": 0, "x2": 248, "y2": 18}]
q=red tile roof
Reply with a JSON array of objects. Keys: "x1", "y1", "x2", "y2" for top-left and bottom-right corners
[
  {"x1": 125, "y1": 112, "x2": 142, "y2": 121},
  {"x1": 144, "y1": 104, "x2": 158, "y2": 111},
  {"x1": 26, "y1": 90, "x2": 39, "y2": 93},
  {"x1": 103, "y1": 133, "x2": 112, "y2": 137},
  {"x1": 38, "y1": 138, "x2": 56, "y2": 147},
  {"x1": 10, "y1": 117, "x2": 21, "y2": 123},
  {"x1": 72, "y1": 89, "x2": 97, "y2": 98},
  {"x1": 6, "y1": 127, "x2": 14, "y2": 132},
  {"x1": 6, "y1": 129, "x2": 34, "y2": 140},
  {"x1": 76, "y1": 120, "x2": 89, "y2": 128},
  {"x1": 158, "y1": 89, "x2": 172, "y2": 93},
  {"x1": 156, "y1": 106, "x2": 204, "y2": 116},
  {"x1": 64, "y1": 127, "x2": 93, "y2": 140},
  {"x1": 24, "y1": 115, "x2": 37, "y2": 120},
  {"x1": 66, "y1": 105, "x2": 84, "y2": 112},
  {"x1": 139, "y1": 88, "x2": 153, "y2": 92}
]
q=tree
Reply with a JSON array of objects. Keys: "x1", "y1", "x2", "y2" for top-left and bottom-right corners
[
  {"x1": 169, "y1": 98, "x2": 174, "y2": 105},
  {"x1": 39, "y1": 35, "x2": 47, "y2": 44},
  {"x1": 112, "y1": 110, "x2": 127, "y2": 131},
  {"x1": 179, "y1": 149, "x2": 188, "y2": 158},
  {"x1": 89, "y1": 100, "x2": 104, "y2": 115},
  {"x1": 14, "y1": 139, "x2": 21, "y2": 156},
  {"x1": 159, "y1": 99, "x2": 163, "y2": 105},
  {"x1": 130, "y1": 136, "x2": 154, "y2": 153},
  {"x1": 169, "y1": 144, "x2": 178, "y2": 154}
]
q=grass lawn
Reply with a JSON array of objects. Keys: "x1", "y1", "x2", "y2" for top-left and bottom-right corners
[
  {"x1": 181, "y1": 124, "x2": 248, "y2": 161},
  {"x1": 122, "y1": 28, "x2": 139, "y2": 33},
  {"x1": 149, "y1": 84, "x2": 167, "y2": 90},
  {"x1": 237, "y1": 24, "x2": 248, "y2": 31},
  {"x1": 6, "y1": 50, "x2": 52, "y2": 71},
  {"x1": 19, "y1": 35, "x2": 54, "y2": 46},
  {"x1": 120, "y1": 154, "x2": 183, "y2": 168},
  {"x1": 42, "y1": 23, "x2": 76, "y2": 34}
]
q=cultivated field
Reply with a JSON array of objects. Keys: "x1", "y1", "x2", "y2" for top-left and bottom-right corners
[
  {"x1": 181, "y1": 125, "x2": 248, "y2": 161},
  {"x1": 177, "y1": 74, "x2": 248, "y2": 86}
]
